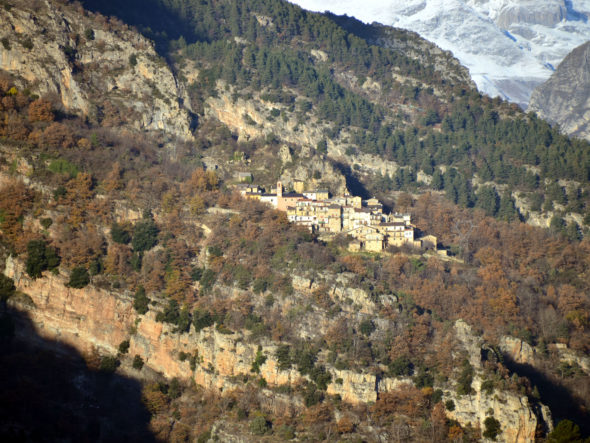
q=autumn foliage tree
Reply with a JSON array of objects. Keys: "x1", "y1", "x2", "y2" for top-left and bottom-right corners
[
  {"x1": 41, "y1": 122, "x2": 75, "y2": 149},
  {"x1": 62, "y1": 173, "x2": 95, "y2": 228},
  {"x1": 103, "y1": 161, "x2": 124, "y2": 193},
  {"x1": 27, "y1": 98, "x2": 54, "y2": 122},
  {"x1": 0, "y1": 181, "x2": 36, "y2": 252},
  {"x1": 188, "y1": 168, "x2": 219, "y2": 192}
]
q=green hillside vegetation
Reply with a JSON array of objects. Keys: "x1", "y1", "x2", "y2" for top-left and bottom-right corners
[{"x1": 80, "y1": 0, "x2": 590, "y2": 232}]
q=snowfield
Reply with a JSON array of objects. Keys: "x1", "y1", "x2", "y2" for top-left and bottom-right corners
[{"x1": 289, "y1": 0, "x2": 590, "y2": 107}]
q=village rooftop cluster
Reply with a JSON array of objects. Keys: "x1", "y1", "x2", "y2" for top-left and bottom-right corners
[{"x1": 237, "y1": 181, "x2": 437, "y2": 252}]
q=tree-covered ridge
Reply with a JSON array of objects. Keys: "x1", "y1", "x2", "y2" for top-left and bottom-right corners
[
  {"x1": 78, "y1": 0, "x2": 590, "y2": 229},
  {"x1": 355, "y1": 98, "x2": 588, "y2": 179},
  {"x1": 81, "y1": 0, "x2": 447, "y2": 83}
]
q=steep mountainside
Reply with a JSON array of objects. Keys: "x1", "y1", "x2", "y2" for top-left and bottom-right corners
[
  {"x1": 75, "y1": 0, "x2": 590, "y2": 235},
  {"x1": 0, "y1": 0, "x2": 194, "y2": 139},
  {"x1": 289, "y1": 0, "x2": 590, "y2": 107},
  {"x1": 529, "y1": 41, "x2": 590, "y2": 142},
  {"x1": 0, "y1": 0, "x2": 590, "y2": 441}
]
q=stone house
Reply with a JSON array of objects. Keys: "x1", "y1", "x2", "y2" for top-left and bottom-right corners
[{"x1": 239, "y1": 180, "x2": 434, "y2": 252}]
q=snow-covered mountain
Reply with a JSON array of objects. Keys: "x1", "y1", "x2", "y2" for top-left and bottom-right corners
[{"x1": 289, "y1": 0, "x2": 590, "y2": 108}]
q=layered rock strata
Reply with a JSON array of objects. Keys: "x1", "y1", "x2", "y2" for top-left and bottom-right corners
[{"x1": 4, "y1": 257, "x2": 550, "y2": 441}]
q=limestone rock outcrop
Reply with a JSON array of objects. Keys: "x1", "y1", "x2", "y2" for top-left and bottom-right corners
[
  {"x1": 551, "y1": 343, "x2": 590, "y2": 375},
  {"x1": 454, "y1": 319, "x2": 485, "y2": 368},
  {"x1": 3, "y1": 254, "x2": 556, "y2": 441},
  {"x1": 0, "y1": 0, "x2": 193, "y2": 139},
  {"x1": 446, "y1": 377, "x2": 539, "y2": 443},
  {"x1": 495, "y1": 0, "x2": 566, "y2": 28},
  {"x1": 529, "y1": 41, "x2": 590, "y2": 141},
  {"x1": 4, "y1": 256, "x2": 405, "y2": 405},
  {"x1": 201, "y1": 87, "x2": 347, "y2": 194},
  {"x1": 292, "y1": 273, "x2": 378, "y2": 315},
  {"x1": 205, "y1": 89, "x2": 324, "y2": 147},
  {"x1": 452, "y1": 320, "x2": 548, "y2": 442},
  {"x1": 500, "y1": 336, "x2": 536, "y2": 365}
]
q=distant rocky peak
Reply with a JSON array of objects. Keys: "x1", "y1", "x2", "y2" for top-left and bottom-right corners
[
  {"x1": 529, "y1": 40, "x2": 590, "y2": 141},
  {"x1": 494, "y1": 0, "x2": 567, "y2": 28},
  {"x1": 290, "y1": 0, "x2": 590, "y2": 107}
]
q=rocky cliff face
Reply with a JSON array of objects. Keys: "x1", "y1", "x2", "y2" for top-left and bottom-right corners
[
  {"x1": 495, "y1": 0, "x2": 566, "y2": 28},
  {"x1": 4, "y1": 256, "x2": 406, "y2": 405},
  {"x1": 452, "y1": 320, "x2": 549, "y2": 443},
  {"x1": 4, "y1": 255, "x2": 551, "y2": 441},
  {"x1": 529, "y1": 41, "x2": 590, "y2": 141},
  {"x1": 0, "y1": 0, "x2": 193, "y2": 139},
  {"x1": 202, "y1": 86, "x2": 348, "y2": 193},
  {"x1": 499, "y1": 336, "x2": 536, "y2": 365},
  {"x1": 500, "y1": 335, "x2": 590, "y2": 377},
  {"x1": 204, "y1": 87, "x2": 326, "y2": 150},
  {"x1": 446, "y1": 376, "x2": 540, "y2": 443}
]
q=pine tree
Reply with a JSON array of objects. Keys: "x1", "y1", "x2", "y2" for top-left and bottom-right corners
[
  {"x1": 133, "y1": 285, "x2": 149, "y2": 314},
  {"x1": 547, "y1": 182, "x2": 567, "y2": 205},
  {"x1": 565, "y1": 222, "x2": 581, "y2": 241},
  {"x1": 68, "y1": 267, "x2": 90, "y2": 289},
  {"x1": 476, "y1": 186, "x2": 499, "y2": 216},
  {"x1": 547, "y1": 420, "x2": 583, "y2": 443},
  {"x1": 420, "y1": 156, "x2": 434, "y2": 175},
  {"x1": 497, "y1": 191, "x2": 519, "y2": 222},
  {"x1": 455, "y1": 174, "x2": 474, "y2": 208},
  {"x1": 478, "y1": 161, "x2": 494, "y2": 182},
  {"x1": 132, "y1": 214, "x2": 159, "y2": 252},
  {"x1": 26, "y1": 240, "x2": 60, "y2": 279},
  {"x1": 431, "y1": 168, "x2": 444, "y2": 190}
]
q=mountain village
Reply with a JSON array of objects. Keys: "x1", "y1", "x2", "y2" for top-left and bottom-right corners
[{"x1": 237, "y1": 181, "x2": 438, "y2": 252}]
